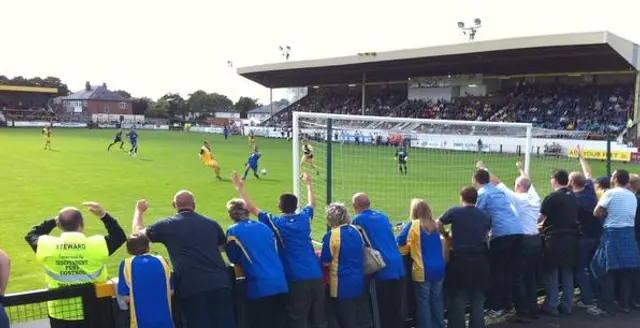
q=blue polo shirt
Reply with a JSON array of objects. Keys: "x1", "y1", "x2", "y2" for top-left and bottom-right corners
[
  {"x1": 258, "y1": 206, "x2": 323, "y2": 281},
  {"x1": 146, "y1": 210, "x2": 230, "y2": 298},
  {"x1": 477, "y1": 184, "x2": 523, "y2": 239},
  {"x1": 352, "y1": 209, "x2": 405, "y2": 280},
  {"x1": 118, "y1": 254, "x2": 174, "y2": 328},
  {"x1": 226, "y1": 219, "x2": 288, "y2": 299},
  {"x1": 320, "y1": 225, "x2": 364, "y2": 299}
]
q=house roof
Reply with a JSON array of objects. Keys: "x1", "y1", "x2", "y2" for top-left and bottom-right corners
[
  {"x1": 64, "y1": 85, "x2": 128, "y2": 101},
  {"x1": 238, "y1": 31, "x2": 640, "y2": 88}
]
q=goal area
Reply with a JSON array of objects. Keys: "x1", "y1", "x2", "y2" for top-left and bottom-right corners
[{"x1": 292, "y1": 112, "x2": 583, "y2": 229}]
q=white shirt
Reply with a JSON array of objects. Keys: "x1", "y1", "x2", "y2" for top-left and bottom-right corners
[
  {"x1": 496, "y1": 183, "x2": 541, "y2": 236},
  {"x1": 598, "y1": 187, "x2": 637, "y2": 229}
]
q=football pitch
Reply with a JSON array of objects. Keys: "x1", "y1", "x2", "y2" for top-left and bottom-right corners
[{"x1": 0, "y1": 128, "x2": 618, "y2": 293}]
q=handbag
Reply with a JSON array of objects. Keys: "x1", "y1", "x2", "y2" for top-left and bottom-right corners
[{"x1": 363, "y1": 246, "x2": 386, "y2": 275}]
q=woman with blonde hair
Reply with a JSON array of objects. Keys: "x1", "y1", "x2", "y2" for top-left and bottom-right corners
[{"x1": 397, "y1": 198, "x2": 445, "y2": 328}]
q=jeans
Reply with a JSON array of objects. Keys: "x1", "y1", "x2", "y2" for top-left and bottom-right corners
[
  {"x1": 575, "y1": 237, "x2": 599, "y2": 306},
  {"x1": 543, "y1": 266, "x2": 573, "y2": 315},
  {"x1": 375, "y1": 278, "x2": 404, "y2": 328},
  {"x1": 488, "y1": 234, "x2": 524, "y2": 311},
  {"x1": 601, "y1": 269, "x2": 633, "y2": 312},
  {"x1": 286, "y1": 279, "x2": 327, "y2": 328},
  {"x1": 180, "y1": 288, "x2": 236, "y2": 328},
  {"x1": 514, "y1": 235, "x2": 541, "y2": 318},
  {"x1": 448, "y1": 288, "x2": 485, "y2": 328},
  {"x1": 414, "y1": 280, "x2": 444, "y2": 328},
  {"x1": 0, "y1": 305, "x2": 8, "y2": 328}
]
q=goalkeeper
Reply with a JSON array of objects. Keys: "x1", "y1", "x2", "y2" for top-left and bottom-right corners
[{"x1": 395, "y1": 146, "x2": 408, "y2": 175}]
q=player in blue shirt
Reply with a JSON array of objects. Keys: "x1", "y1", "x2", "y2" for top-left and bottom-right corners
[
  {"x1": 223, "y1": 126, "x2": 229, "y2": 140},
  {"x1": 243, "y1": 148, "x2": 262, "y2": 180},
  {"x1": 118, "y1": 233, "x2": 173, "y2": 328},
  {"x1": 395, "y1": 146, "x2": 408, "y2": 175},
  {"x1": 127, "y1": 127, "x2": 139, "y2": 157},
  {"x1": 231, "y1": 171, "x2": 327, "y2": 328},
  {"x1": 225, "y1": 198, "x2": 288, "y2": 327}
]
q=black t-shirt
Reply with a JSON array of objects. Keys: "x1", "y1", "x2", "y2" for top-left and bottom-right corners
[
  {"x1": 147, "y1": 210, "x2": 230, "y2": 298},
  {"x1": 440, "y1": 205, "x2": 491, "y2": 251},
  {"x1": 574, "y1": 180, "x2": 602, "y2": 238},
  {"x1": 540, "y1": 187, "x2": 579, "y2": 235}
]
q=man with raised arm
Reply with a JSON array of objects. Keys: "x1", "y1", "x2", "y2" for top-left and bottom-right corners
[
  {"x1": 132, "y1": 191, "x2": 235, "y2": 328},
  {"x1": 478, "y1": 161, "x2": 540, "y2": 323},
  {"x1": 231, "y1": 171, "x2": 326, "y2": 328}
]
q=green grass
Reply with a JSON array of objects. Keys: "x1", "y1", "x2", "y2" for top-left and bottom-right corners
[{"x1": 0, "y1": 128, "x2": 626, "y2": 293}]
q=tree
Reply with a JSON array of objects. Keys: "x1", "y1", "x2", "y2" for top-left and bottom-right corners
[
  {"x1": 115, "y1": 90, "x2": 132, "y2": 99},
  {"x1": 132, "y1": 97, "x2": 151, "y2": 115},
  {"x1": 146, "y1": 98, "x2": 169, "y2": 118},
  {"x1": 161, "y1": 93, "x2": 186, "y2": 118},
  {"x1": 234, "y1": 96, "x2": 261, "y2": 113},
  {"x1": 187, "y1": 90, "x2": 212, "y2": 112}
]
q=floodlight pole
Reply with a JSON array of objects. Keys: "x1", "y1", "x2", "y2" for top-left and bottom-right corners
[
  {"x1": 270, "y1": 88, "x2": 274, "y2": 117},
  {"x1": 361, "y1": 72, "x2": 366, "y2": 115}
]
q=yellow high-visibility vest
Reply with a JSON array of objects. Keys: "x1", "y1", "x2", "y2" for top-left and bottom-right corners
[{"x1": 36, "y1": 232, "x2": 109, "y2": 320}]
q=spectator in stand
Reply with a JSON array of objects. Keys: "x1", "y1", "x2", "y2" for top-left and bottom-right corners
[
  {"x1": 24, "y1": 203, "x2": 126, "y2": 328},
  {"x1": 397, "y1": 199, "x2": 446, "y2": 328},
  {"x1": 484, "y1": 161, "x2": 541, "y2": 323},
  {"x1": 569, "y1": 147, "x2": 603, "y2": 314},
  {"x1": 132, "y1": 191, "x2": 235, "y2": 328},
  {"x1": 472, "y1": 168, "x2": 524, "y2": 318},
  {"x1": 224, "y1": 193, "x2": 289, "y2": 328},
  {"x1": 0, "y1": 250, "x2": 10, "y2": 328},
  {"x1": 438, "y1": 187, "x2": 491, "y2": 328},
  {"x1": 591, "y1": 169, "x2": 640, "y2": 315},
  {"x1": 232, "y1": 172, "x2": 327, "y2": 328},
  {"x1": 320, "y1": 203, "x2": 364, "y2": 328},
  {"x1": 352, "y1": 193, "x2": 405, "y2": 328},
  {"x1": 539, "y1": 169, "x2": 579, "y2": 316},
  {"x1": 118, "y1": 231, "x2": 174, "y2": 328}
]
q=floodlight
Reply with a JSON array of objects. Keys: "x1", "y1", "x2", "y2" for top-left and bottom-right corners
[
  {"x1": 457, "y1": 22, "x2": 465, "y2": 28},
  {"x1": 474, "y1": 18, "x2": 481, "y2": 26}
]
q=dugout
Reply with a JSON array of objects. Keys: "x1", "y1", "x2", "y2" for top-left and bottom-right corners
[{"x1": 238, "y1": 31, "x2": 640, "y2": 135}]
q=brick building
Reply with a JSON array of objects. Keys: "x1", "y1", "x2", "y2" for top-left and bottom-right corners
[{"x1": 62, "y1": 82, "x2": 133, "y2": 116}]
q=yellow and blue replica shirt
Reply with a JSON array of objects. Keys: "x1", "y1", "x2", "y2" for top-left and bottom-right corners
[
  {"x1": 397, "y1": 220, "x2": 446, "y2": 282},
  {"x1": 320, "y1": 224, "x2": 365, "y2": 298},
  {"x1": 226, "y1": 219, "x2": 288, "y2": 299},
  {"x1": 118, "y1": 254, "x2": 174, "y2": 328},
  {"x1": 352, "y1": 209, "x2": 405, "y2": 280}
]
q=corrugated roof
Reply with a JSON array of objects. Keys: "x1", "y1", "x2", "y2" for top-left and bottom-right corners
[{"x1": 64, "y1": 85, "x2": 127, "y2": 101}]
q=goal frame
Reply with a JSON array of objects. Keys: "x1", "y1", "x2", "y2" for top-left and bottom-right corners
[{"x1": 292, "y1": 111, "x2": 533, "y2": 204}]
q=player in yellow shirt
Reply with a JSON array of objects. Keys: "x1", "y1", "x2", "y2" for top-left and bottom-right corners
[
  {"x1": 42, "y1": 125, "x2": 52, "y2": 150},
  {"x1": 199, "y1": 141, "x2": 222, "y2": 180},
  {"x1": 248, "y1": 131, "x2": 256, "y2": 150},
  {"x1": 300, "y1": 140, "x2": 319, "y2": 176}
]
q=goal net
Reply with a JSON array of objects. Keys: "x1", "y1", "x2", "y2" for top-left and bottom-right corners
[{"x1": 292, "y1": 112, "x2": 591, "y2": 236}]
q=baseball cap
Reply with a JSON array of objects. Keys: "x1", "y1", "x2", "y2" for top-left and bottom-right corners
[{"x1": 596, "y1": 176, "x2": 610, "y2": 189}]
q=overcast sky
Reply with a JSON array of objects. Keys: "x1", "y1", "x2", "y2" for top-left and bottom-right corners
[{"x1": 1, "y1": 0, "x2": 638, "y2": 103}]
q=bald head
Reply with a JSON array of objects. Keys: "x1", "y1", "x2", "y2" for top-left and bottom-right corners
[
  {"x1": 352, "y1": 193, "x2": 371, "y2": 213},
  {"x1": 57, "y1": 207, "x2": 84, "y2": 232},
  {"x1": 173, "y1": 190, "x2": 196, "y2": 212},
  {"x1": 515, "y1": 176, "x2": 532, "y2": 193}
]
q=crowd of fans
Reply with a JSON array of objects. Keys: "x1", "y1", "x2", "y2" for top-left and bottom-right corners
[
  {"x1": 1, "y1": 145, "x2": 639, "y2": 328},
  {"x1": 264, "y1": 83, "x2": 633, "y2": 135}
]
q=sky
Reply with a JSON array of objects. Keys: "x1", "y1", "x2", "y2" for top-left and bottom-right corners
[{"x1": 1, "y1": 0, "x2": 639, "y2": 103}]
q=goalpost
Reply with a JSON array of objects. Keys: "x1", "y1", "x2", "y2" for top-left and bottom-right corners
[{"x1": 292, "y1": 111, "x2": 545, "y2": 227}]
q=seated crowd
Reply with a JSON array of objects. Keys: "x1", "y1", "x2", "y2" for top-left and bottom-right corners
[
  {"x1": 265, "y1": 83, "x2": 633, "y2": 135},
  {"x1": 2, "y1": 148, "x2": 640, "y2": 328}
]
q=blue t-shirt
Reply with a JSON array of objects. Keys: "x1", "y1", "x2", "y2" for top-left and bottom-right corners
[
  {"x1": 118, "y1": 255, "x2": 174, "y2": 328},
  {"x1": 477, "y1": 184, "x2": 523, "y2": 238},
  {"x1": 397, "y1": 220, "x2": 445, "y2": 283},
  {"x1": 440, "y1": 206, "x2": 491, "y2": 251},
  {"x1": 575, "y1": 180, "x2": 602, "y2": 238},
  {"x1": 599, "y1": 187, "x2": 638, "y2": 229},
  {"x1": 247, "y1": 152, "x2": 261, "y2": 168},
  {"x1": 320, "y1": 225, "x2": 364, "y2": 299},
  {"x1": 258, "y1": 206, "x2": 323, "y2": 281},
  {"x1": 127, "y1": 130, "x2": 138, "y2": 143},
  {"x1": 352, "y1": 209, "x2": 405, "y2": 280},
  {"x1": 146, "y1": 211, "x2": 230, "y2": 298},
  {"x1": 226, "y1": 219, "x2": 288, "y2": 299}
]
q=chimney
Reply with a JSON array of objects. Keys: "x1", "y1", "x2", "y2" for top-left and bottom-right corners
[
  {"x1": 102, "y1": 82, "x2": 107, "y2": 89},
  {"x1": 85, "y1": 81, "x2": 91, "y2": 91}
]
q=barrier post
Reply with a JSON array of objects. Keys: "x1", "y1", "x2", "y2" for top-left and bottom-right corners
[{"x1": 606, "y1": 135, "x2": 612, "y2": 177}]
